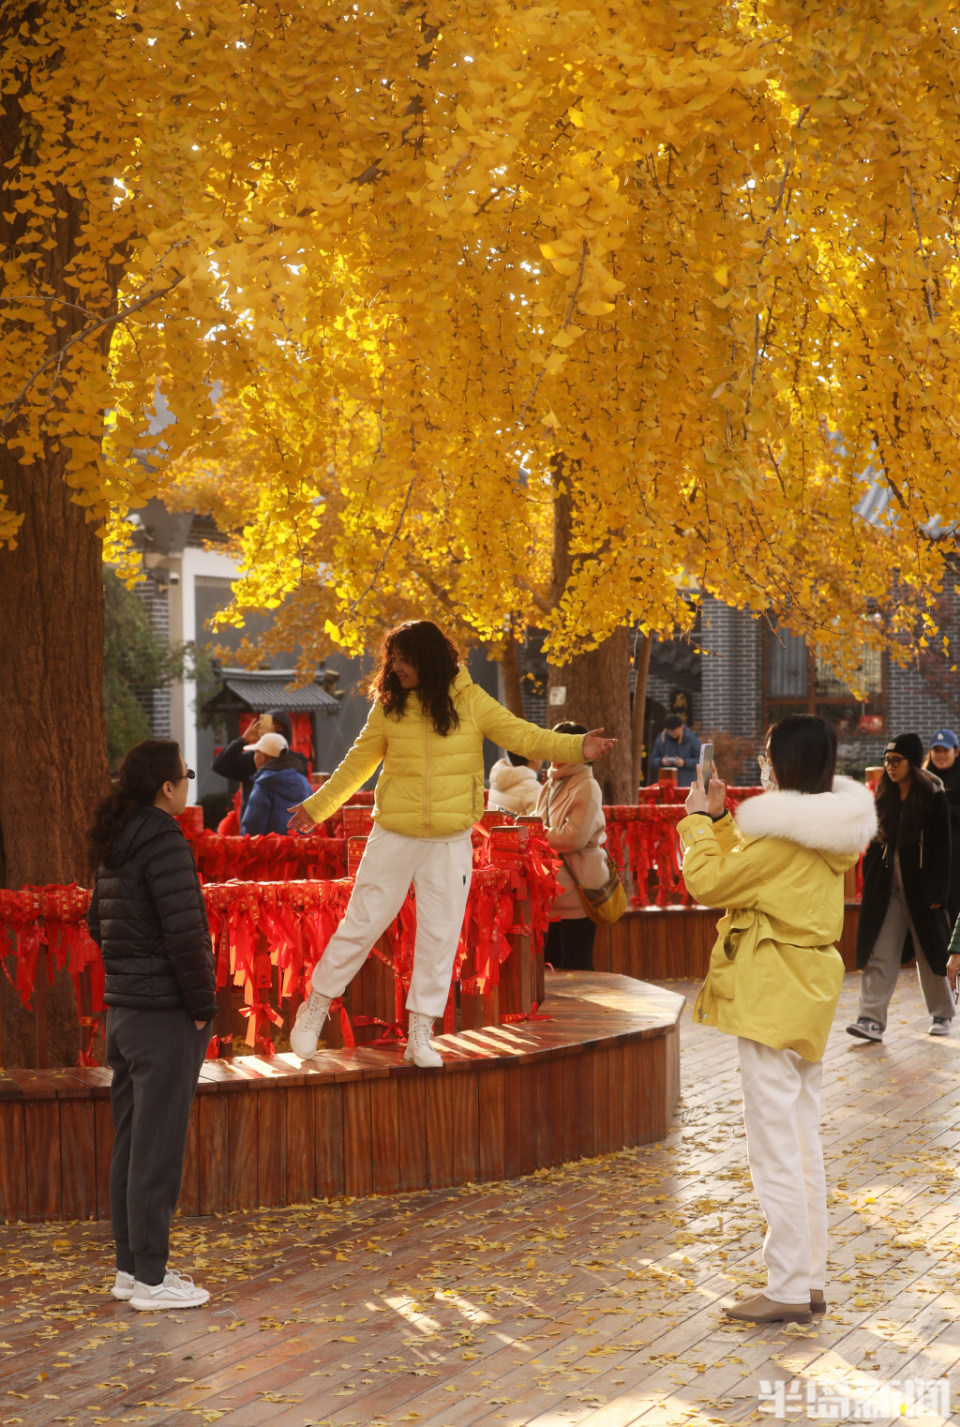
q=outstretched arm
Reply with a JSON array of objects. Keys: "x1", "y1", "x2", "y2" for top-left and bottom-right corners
[
  {"x1": 288, "y1": 705, "x2": 387, "y2": 833},
  {"x1": 471, "y1": 687, "x2": 616, "y2": 765}
]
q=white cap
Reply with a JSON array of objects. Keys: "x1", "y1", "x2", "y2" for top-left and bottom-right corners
[{"x1": 250, "y1": 732, "x2": 288, "y2": 758}]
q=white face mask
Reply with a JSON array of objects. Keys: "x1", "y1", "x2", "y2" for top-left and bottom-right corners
[{"x1": 760, "y1": 759, "x2": 777, "y2": 792}]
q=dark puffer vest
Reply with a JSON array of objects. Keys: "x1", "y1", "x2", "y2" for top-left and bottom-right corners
[{"x1": 87, "y1": 806, "x2": 218, "y2": 1021}]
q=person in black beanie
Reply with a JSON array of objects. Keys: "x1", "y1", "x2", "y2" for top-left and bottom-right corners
[{"x1": 849, "y1": 732, "x2": 956, "y2": 1042}]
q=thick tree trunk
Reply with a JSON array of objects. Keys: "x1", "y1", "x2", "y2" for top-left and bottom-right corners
[
  {"x1": 0, "y1": 6, "x2": 112, "y2": 1063},
  {"x1": 545, "y1": 458, "x2": 632, "y2": 804},
  {"x1": 0, "y1": 447, "x2": 110, "y2": 888},
  {"x1": 499, "y1": 635, "x2": 525, "y2": 718},
  {"x1": 631, "y1": 633, "x2": 652, "y2": 798},
  {"x1": 0, "y1": 10, "x2": 112, "y2": 891},
  {"x1": 0, "y1": 448, "x2": 109, "y2": 1065}
]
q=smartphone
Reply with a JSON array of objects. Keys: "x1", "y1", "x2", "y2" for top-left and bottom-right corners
[{"x1": 699, "y1": 742, "x2": 714, "y2": 788}]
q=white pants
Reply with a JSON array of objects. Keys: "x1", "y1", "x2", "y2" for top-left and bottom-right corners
[
  {"x1": 311, "y1": 825, "x2": 473, "y2": 1018},
  {"x1": 738, "y1": 1037, "x2": 827, "y2": 1304}
]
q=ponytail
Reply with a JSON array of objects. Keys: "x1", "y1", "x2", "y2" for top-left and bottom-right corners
[{"x1": 88, "y1": 739, "x2": 183, "y2": 869}]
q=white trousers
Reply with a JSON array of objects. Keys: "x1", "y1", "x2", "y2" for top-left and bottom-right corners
[
  {"x1": 738, "y1": 1037, "x2": 827, "y2": 1303},
  {"x1": 311, "y1": 825, "x2": 473, "y2": 1019}
]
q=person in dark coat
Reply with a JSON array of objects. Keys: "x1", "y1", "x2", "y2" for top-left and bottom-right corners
[
  {"x1": 87, "y1": 740, "x2": 218, "y2": 1312},
  {"x1": 211, "y1": 709, "x2": 309, "y2": 810},
  {"x1": 240, "y1": 733, "x2": 316, "y2": 835},
  {"x1": 649, "y1": 714, "x2": 702, "y2": 788},
  {"x1": 849, "y1": 732, "x2": 955, "y2": 1042},
  {"x1": 925, "y1": 728, "x2": 960, "y2": 926}
]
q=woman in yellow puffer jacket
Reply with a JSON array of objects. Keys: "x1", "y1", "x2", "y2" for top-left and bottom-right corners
[
  {"x1": 287, "y1": 621, "x2": 615, "y2": 1067},
  {"x1": 678, "y1": 714, "x2": 876, "y2": 1326}
]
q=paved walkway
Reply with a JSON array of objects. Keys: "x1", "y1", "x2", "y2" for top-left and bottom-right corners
[{"x1": 1, "y1": 970, "x2": 958, "y2": 1427}]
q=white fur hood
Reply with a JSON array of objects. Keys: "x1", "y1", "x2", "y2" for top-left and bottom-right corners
[{"x1": 734, "y1": 775, "x2": 877, "y2": 857}]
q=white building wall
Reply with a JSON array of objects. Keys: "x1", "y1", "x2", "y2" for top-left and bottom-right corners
[{"x1": 165, "y1": 547, "x2": 240, "y2": 803}]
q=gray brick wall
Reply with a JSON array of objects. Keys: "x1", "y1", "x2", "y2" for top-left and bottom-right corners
[
  {"x1": 698, "y1": 599, "x2": 763, "y2": 738},
  {"x1": 134, "y1": 577, "x2": 172, "y2": 738},
  {"x1": 885, "y1": 654, "x2": 960, "y2": 745}
]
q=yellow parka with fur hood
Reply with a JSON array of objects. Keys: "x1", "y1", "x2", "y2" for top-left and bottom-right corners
[
  {"x1": 679, "y1": 777, "x2": 877, "y2": 1062},
  {"x1": 302, "y1": 668, "x2": 587, "y2": 839}
]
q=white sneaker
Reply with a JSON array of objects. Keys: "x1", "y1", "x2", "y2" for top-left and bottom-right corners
[
  {"x1": 404, "y1": 1011, "x2": 443, "y2": 1068},
  {"x1": 930, "y1": 1017, "x2": 951, "y2": 1037},
  {"x1": 111, "y1": 1270, "x2": 135, "y2": 1301},
  {"x1": 129, "y1": 1269, "x2": 210, "y2": 1311},
  {"x1": 289, "y1": 989, "x2": 331, "y2": 1059}
]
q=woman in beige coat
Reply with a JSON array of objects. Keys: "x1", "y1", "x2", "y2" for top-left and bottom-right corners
[{"x1": 536, "y1": 721, "x2": 609, "y2": 970}]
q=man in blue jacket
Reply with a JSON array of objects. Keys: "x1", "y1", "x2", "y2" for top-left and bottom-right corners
[
  {"x1": 212, "y1": 709, "x2": 310, "y2": 811},
  {"x1": 648, "y1": 714, "x2": 702, "y2": 788},
  {"x1": 241, "y1": 734, "x2": 316, "y2": 835}
]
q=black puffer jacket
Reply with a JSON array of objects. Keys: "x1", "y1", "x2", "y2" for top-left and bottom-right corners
[{"x1": 87, "y1": 806, "x2": 218, "y2": 1020}]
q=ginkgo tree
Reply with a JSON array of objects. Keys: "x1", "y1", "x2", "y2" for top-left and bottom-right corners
[{"x1": 3, "y1": 0, "x2": 960, "y2": 883}]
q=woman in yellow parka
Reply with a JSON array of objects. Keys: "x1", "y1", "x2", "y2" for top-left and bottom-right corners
[
  {"x1": 286, "y1": 621, "x2": 616, "y2": 1067},
  {"x1": 679, "y1": 715, "x2": 876, "y2": 1325}
]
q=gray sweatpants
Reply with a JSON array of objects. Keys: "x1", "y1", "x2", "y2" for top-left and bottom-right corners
[
  {"x1": 858, "y1": 856, "x2": 956, "y2": 1030},
  {"x1": 106, "y1": 1006, "x2": 210, "y2": 1285}
]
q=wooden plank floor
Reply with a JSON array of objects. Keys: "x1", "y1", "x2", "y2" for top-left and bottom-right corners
[
  {"x1": 0, "y1": 974, "x2": 683, "y2": 1221},
  {"x1": 1, "y1": 969, "x2": 958, "y2": 1426}
]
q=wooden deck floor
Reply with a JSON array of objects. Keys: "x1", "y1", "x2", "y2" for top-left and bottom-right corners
[{"x1": 1, "y1": 969, "x2": 958, "y2": 1426}]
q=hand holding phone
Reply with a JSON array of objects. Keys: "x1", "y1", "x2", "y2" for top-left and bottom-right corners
[{"x1": 698, "y1": 742, "x2": 714, "y2": 789}]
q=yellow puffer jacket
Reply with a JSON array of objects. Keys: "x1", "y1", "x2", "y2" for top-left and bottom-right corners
[
  {"x1": 302, "y1": 668, "x2": 587, "y2": 839},
  {"x1": 679, "y1": 777, "x2": 877, "y2": 1062}
]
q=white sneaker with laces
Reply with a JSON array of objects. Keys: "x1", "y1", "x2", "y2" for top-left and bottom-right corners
[
  {"x1": 111, "y1": 1270, "x2": 135, "y2": 1301},
  {"x1": 929, "y1": 1017, "x2": 951, "y2": 1037},
  {"x1": 290, "y1": 989, "x2": 331, "y2": 1059},
  {"x1": 404, "y1": 1011, "x2": 443, "y2": 1068},
  {"x1": 129, "y1": 1268, "x2": 210, "y2": 1311}
]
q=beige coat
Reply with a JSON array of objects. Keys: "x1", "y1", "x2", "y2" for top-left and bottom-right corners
[{"x1": 536, "y1": 764, "x2": 608, "y2": 918}]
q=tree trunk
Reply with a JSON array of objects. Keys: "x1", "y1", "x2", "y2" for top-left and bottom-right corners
[
  {"x1": 1, "y1": 10, "x2": 112, "y2": 891},
  {"x1": 545, "y1": 457, "x2": 632, "y2": 804},
  {"x1": 499, "y1": 635, "x2": 525, "y2": 718},
  {"x1": 0, "y1": 446, "x2": 110, "y2": 888},
  {"x1": 631, "y1": 633, "x2": 652, "y2": 798}
]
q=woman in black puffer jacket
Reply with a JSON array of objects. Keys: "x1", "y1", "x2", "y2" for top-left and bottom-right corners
[{"x1": 87, "y1": 740, "x2": 218, "y2": 1313}]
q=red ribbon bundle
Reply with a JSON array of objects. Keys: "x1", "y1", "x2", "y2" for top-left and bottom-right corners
[{"x1": 184, "y1": 831, "x2": 348, "y2": 884}]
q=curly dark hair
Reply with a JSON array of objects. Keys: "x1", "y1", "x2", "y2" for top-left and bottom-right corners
[
  {"x1": 373, "y1": 621, "x2": 462, "y2": 736},
  {"x1": 88, "y1": 739, "x2": 183, "y2": 870}
]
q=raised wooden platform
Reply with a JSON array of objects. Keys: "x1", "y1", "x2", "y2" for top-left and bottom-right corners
[
  {"x1": 594, "y1": 901, "x2": 860, "y2": 980},
  {"x1": 0, "y1": 971, "x2": 683, "y2": 1224}
]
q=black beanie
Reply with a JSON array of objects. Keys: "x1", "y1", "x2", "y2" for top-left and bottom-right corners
[{"x1": 886, "y1": 732, "x2": 924, "y2": 767}]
